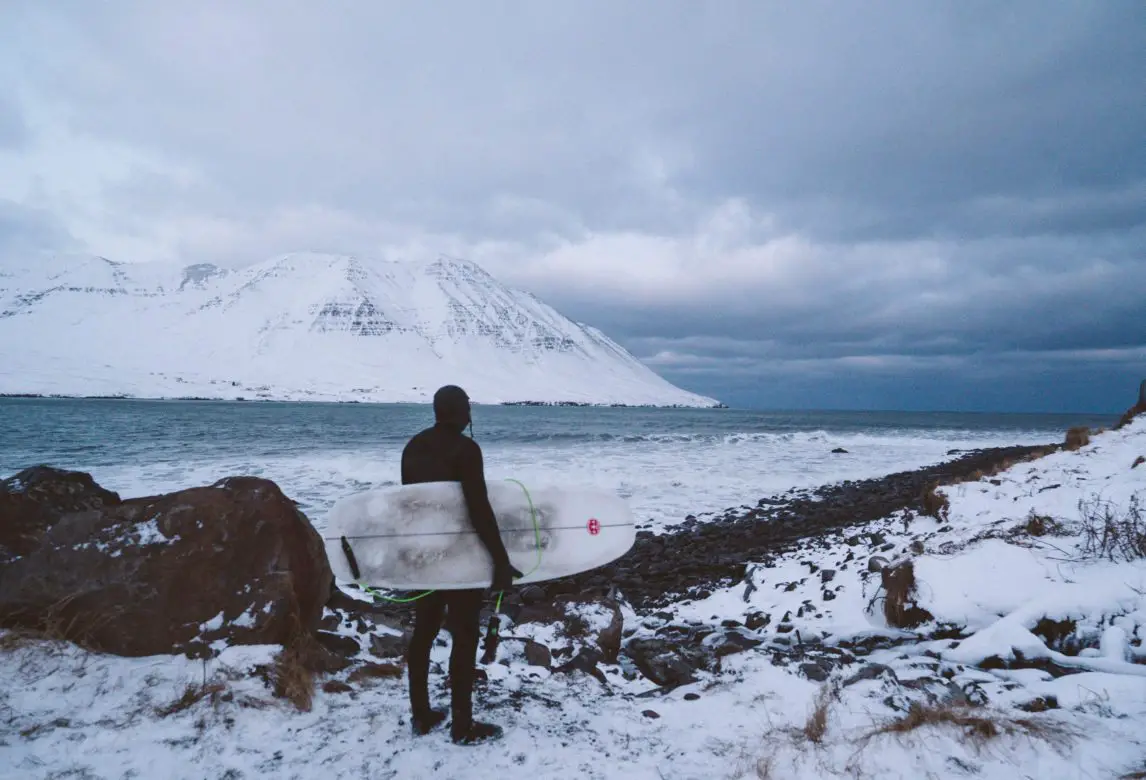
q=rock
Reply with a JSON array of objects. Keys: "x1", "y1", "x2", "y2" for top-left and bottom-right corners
[
  {"x1": 520, "y1": 585, "x2": 547, "y2": 604},
  {"x1": 369, "y1": 631, "x2": 409, "y2": 659},
  {"x1": 642, "y1": 710, "x2": 660, "y2": 719},
  {"x1": 555, "y1": 648, "x2": 608, "y2": 685},
  {"x1": 867, "y1": 555, "x2": 890, "y2": 573},
  {"x1": 909, "y1": 540, "x2": 925, "y2": 554},
  {"x1": 1, "y1": 466, "x2": 121, "y2": 564},
  {"x1": 831, "y1": 448, "x2": 849, "y2": 454},
  {"x1": 0, "y1": 471, "x2": 332, "y2": 658},
  {"x1": 524, "y1": 640, "x2": 552, "y2": 668},
  {"x1": 624, "y1": 638, "x2": 708, "y2": 688},
  {"x1": 745, "y1": 612, "x2": 771, "y2": 631},
  {"x1": 799, "y1": 662, "x2": 830, "y2": 682},
  {"x1": 713, "y1": 629, "x2": 763, "y2": 657},
  {"x1": 322, "y1": 680, "x2": 353, "y2": 694},
  {"x1": 820, "y1": 569, "x2": 836, "y2": 584},
  {"x1": 683, "y1": 692, "x2": 700, "y2": 701},
  {"x1": 315, "y1": 631, "x2": 360, "y2": 660},
  {"x1": 843, "y1": 663, "x2": 897, "y2": 687}
]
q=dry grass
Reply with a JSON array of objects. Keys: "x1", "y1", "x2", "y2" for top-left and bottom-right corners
[
  {"x1": 878, "y1": 560, "x2": 934, "y2": 629},
  {"x1": 269, "y1": 635, "x2": 320, "y2": 712},
  {"x1": 1020, "y1": 509, "x2": 1066, "y2": 538},
  {"x1": 1065, "y1": 426, "x2": 1091, "y2": 451},
  {"x1": 920, "y1": 483, "x2": 949, "y2": 520},
  {"x1": 1133, "y1": 456, "x2": 1144, "y2": 470},
  {"x1": 802, "y1": 682, "x2": 840, "y2": 745},
  {"x1": 857, "y1": 701, "x2": 1076, "y2": 752},
  {"x1": 156, "y1": 681, "x2": 227, "y2": 717},
  {"x1": 1079, "y1": 493, "x2": 1146, "y2": 563}
]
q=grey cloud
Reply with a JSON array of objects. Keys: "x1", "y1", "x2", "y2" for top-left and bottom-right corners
[
  {"x1": 0, "y1": 200, "x2": 77, "y2": 258},
  {"x1": 0, "y1": 94, "x2": 27, "y2": 150},
  {"x1": 3, "y1": 1, "x2": 1143, "y2": 411}
]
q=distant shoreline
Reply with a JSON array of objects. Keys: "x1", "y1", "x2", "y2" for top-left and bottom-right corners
[{"x1": 0, "y1": 392, "x2": 727, "y2": 410}]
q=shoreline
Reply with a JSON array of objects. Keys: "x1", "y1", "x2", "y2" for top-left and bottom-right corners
[
  {"x1": 347, "y1": 440, "x2": 1060, "y2": 623},
  {"x1": 0, "y1": 392, "x2": 724, "y2": 409}
]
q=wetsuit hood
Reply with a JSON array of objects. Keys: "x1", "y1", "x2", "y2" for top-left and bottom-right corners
[{"x1": 433, "y1": 384, "x2": 472, "y2": 429}]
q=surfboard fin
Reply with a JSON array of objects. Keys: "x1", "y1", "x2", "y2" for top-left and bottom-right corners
[{"x1": 339, "y1": 535, "x2": 362, "y2": 580}]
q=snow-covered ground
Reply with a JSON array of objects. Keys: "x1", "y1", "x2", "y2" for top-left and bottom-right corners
[{"x1": 3, "y1": 417, "x2": 1145, "y2": 779}]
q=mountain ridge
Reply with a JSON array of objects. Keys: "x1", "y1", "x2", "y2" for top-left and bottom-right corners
[{"x1": 0, "y1": 252, "x2": 721, "y2": 408}]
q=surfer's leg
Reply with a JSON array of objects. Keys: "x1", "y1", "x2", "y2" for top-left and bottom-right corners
[
  {"x1": 408, "y1": 592, "x2": 447, "y2": 734},
  {"x1": 445, "y1": 589, "x2": 502, "y2": 744}
]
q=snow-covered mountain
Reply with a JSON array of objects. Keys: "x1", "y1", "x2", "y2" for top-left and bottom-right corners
[{"x1": 0, "y1": 252, "x2": 720, "y2": 407}]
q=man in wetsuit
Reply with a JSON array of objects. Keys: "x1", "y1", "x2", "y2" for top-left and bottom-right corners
[{"x1": 400, "y1": 384, "x2": 522, "y2": 745}]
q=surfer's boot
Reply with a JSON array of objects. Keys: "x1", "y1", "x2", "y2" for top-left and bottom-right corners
[
  {"x1": 450, "y1": 720, "x2": 503, "y2": 745},
  {"x1": 411, "y1": 708, "x2": 447, "y2": 736}
]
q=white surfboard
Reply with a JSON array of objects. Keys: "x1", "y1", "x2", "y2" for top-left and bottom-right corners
[{"x1": 322, "y1": 479, "x2": 636, "y2": 590}]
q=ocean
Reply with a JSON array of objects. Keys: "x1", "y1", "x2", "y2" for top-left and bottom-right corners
[{"x1": 0, "y1": 398, "x2": 1117, "y2": 532}]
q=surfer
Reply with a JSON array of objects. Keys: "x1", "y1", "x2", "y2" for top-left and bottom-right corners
[{"x1": 400, "y1": 384, "x2": 523, "y2": 745}]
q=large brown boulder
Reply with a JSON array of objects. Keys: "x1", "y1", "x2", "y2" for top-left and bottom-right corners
[{"x1": 0, "y1": 467, "x2": 332, "y2": 658}]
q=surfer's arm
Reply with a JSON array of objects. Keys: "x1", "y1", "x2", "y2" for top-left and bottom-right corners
[{"x1": 458, "y1": 442, "x2": 513, "y2": 569}]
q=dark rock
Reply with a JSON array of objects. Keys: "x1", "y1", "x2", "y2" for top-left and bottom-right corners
[
  {"x1": 315, "y1": 631, "x2": 360, "y2": 660},
  {"x1": 0, "y1": 471, "x2": 332, "y2": 657},
  {"x1": 524, "y1": 640, "x2": 552, "y2": 668},
  {"x1": 596, "y1": 599, "x2": 625, "y2": 664},
  {"x1": 713, "y1": 629, "x2": 763, "y2": 657},
  {"x1": 745, "y1": 612, "x2": 771, "y2": 631},
  {"x1": 642, "y1": 710, "x2": 660, "y2": 719},
  {"x1": 822, "y1": 590, "x2": 837, "y2": 602},
  {"x1": 831, "y1": 448, "x2": 849, "y2": 454},
  {"x1": 1, "y1": 466, "x2": 121, "y2": 564},
  {"x1": 799, "y1": 662, "x2": 830, "y2": 682},
  {"x1": 624, "y1": 638, "x2": 707, "y2": 688},
  {"x1": 683, "y1": 692, "x2": 700, "y2": 701},
  {"x1": 555, "y1": 648, "x2": 609, "y2": 685},
  {"x1": 820, "y1": 569, "x2": 836, "y2": 584},
  {"x1": 520, "y1": 585, "x2": 547, "y2": 605},
  {"x1": 843, "y1": 663, "x2": 897, "y2": 687},
  {"x1": 369, "y1": 631, "x2": 409, "y2": 659}
]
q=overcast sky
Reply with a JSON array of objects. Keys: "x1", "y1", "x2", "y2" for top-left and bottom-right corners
[{"x1": 1, "y1": 2, "x2": 1143, "y2": 413}]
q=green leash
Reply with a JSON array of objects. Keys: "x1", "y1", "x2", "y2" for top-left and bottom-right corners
[{"x1": 347, "y1": 479, "x2": 544, "y2": 628}]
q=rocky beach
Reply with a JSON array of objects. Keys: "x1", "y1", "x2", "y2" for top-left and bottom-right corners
[{"x1": 3, "y1": 400, "x2": 1145, "y2": 779}]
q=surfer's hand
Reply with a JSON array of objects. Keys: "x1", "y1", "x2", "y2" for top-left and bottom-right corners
[{"x1": 492, "y1": 562, "x2": 523, "y2": 591}]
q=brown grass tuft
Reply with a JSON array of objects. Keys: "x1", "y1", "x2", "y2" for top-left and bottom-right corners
[
  {"x1": 1064, "y1": 426, "x2": 1090, "y2": 451},
  {"x1": 271, "y1": 645, "x2": 315, "y2": 712},
  {"x1": 1021, "y1": 510, "x2": 1064, "y2": 538},
  {"x1": 858, "y1": 701, "x2": 1075, "y2": 751},
  {"x1": 1133, "y1": 456, "x2": 1144, "y2": 470},
  {"x1": 156, "y1": 681, "x2": 227, "y2": 717},
  {"x1": 802, "y1": 682, "x2": 840, "y2": 744},
  {"x1": 921, "y1": 483, "x2": 949, "y2": 520},
  {"x1": 879, "y1": 560, "x2": 934, "y2": 629}
]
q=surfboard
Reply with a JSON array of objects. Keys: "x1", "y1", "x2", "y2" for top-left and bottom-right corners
[{"x1": 322, "y1": 479, "x2": 636, "y2": 590}]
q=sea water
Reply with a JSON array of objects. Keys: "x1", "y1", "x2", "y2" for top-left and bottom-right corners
[{"x1": 0, "y1": 398, "x2": 1116, "y2": 531}]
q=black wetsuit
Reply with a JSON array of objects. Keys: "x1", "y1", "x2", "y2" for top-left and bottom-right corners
[{"x1": 400, "y1": 388, "x2": 517, "y2": 740}]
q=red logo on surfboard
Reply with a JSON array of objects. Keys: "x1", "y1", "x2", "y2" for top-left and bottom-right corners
[{"x1": 587, "y1": 518, "x2": 601, "y2": 535}]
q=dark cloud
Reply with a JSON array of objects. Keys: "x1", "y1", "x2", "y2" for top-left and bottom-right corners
[{"x1": 1, "y1": 1, "x2": 1143, "y2": 411}]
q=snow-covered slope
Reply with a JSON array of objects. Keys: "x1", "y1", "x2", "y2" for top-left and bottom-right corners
[
  {"x1": 0, "y1": 252, "x2": 719, "y2": 407},
  {"x1": 3, "y1": 419, "x2": 1145, "y2": 778}
]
